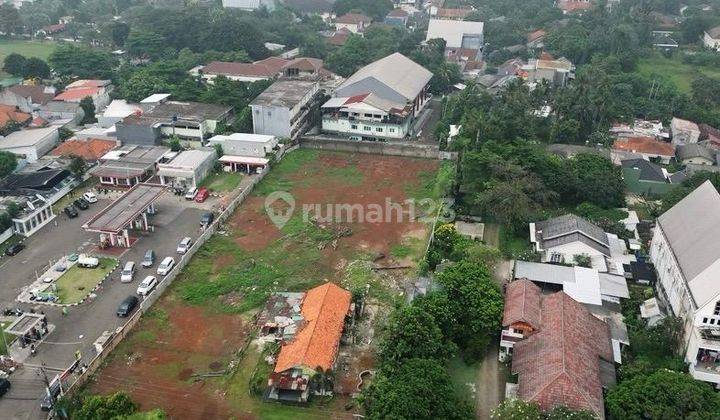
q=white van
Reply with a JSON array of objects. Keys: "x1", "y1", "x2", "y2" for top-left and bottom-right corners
[
  {"x1": 157, "y1": 257, "x2": 175, "y2": 276},
  {"x1": 120, "y1": 261, "x2": 136, "y2": 282}
]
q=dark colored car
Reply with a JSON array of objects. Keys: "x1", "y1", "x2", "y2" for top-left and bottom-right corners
[
  {"x1": 4, "y1": 243, "x2": 24, "y2": 256},
  {"x1": 64, "y1": 205, "x2": 78, "y2": 218},
  {"x1": 40, "y1": 380, "x2": 59, "y2": 411},
  {"x1": 200, "y1": 212, "x2": 214, "y2": 226},
  {"x1": 0, "y1": 378, "x2": 10, "y2": 397},
  {"x1": 73, "y1": 198, "x2": 89, "y2": 210},
  {"x1": 116, "y1": 295, "x2": 139, "y2": 317}
]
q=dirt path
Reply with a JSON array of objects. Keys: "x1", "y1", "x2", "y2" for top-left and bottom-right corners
[{"x1": 475, "y1": 340, "x2": 506, "y2": 419}]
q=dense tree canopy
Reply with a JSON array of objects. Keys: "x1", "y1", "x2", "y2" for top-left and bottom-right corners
[
  {"x1": 606, "y1": 370, "x2": 720, "y2": 419},
  {"x1": 0, "y1": 151, "x2": 17, "y2": 178},
  {"x1": 361, "y1": 358, "x2": 472, "y2": 420},
  {"x1": 48, "y1": 44, "x2": 116, "y2": 79}
]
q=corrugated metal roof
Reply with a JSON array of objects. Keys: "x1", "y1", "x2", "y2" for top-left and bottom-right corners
[
  {"x1": 337, "y1": 53, "x2": 432, "y2": 101},
  {"x1": 426, "y1": 19, "x2": 484, "y2": 49}
]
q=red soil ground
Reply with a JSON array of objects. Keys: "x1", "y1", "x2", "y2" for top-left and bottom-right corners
[{"x1": 90, "y1": 152, "x2": 439, "y2": 418}]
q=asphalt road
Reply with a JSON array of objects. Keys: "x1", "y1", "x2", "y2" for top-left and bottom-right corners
[{"x1": 0, "y1": 193, "x2": 207, "y2": 419}]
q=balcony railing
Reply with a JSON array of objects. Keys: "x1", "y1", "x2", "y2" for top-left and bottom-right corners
[{"x1": 700, "y1": 327, "x2": 720, "y2": 342}]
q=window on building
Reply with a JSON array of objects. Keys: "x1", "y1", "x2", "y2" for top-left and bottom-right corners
[
  {"x1": 267, "y1": 111, "x2": 272, "y2": 116},
  {"x1": 101, "y1": 177, "x2": 112, "y2": 183},
  {"x1": 704, "y1": 317, "x2": 709, "y2": 324},
  {"x1": 715, "y1": 301, "x2": 720, "y2": 316},
  {"x1": 389, "y1": 128, "x2": 395, "y2": 133},
  {"x1": 351, "y1": 124, "x2": 358, "y2": 130},
  {"x1": 376, "y1": 127, "x2": 383, "y2": 132},
  {"x1": 364, "y1": 113, "x2": 373, "y2": 118},
  {"x1": 363, "y1": 126, "x2": 371, "y2": 131},
  {"x1": 373, "y1": 114, "x2": 381, "y2": 119}
]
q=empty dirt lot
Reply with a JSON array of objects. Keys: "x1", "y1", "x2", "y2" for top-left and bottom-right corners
[{"x1": 89, "y1": 150, "x2": 441, "y2": 419}]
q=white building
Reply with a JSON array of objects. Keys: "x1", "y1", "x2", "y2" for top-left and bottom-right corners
[
  {"x1": 426, "y1": 19, "x2": 484, "y2": 50},
  {"x1": 99, "y1": 100, "x2": 142, "y2": 128},
  {"x1": 207, "y1": 133, "x2": 278, "y2": 158},
  {"x1": 156, "y1": 149, "x2": 217, "y2": 189},
  {"x1": 321, "y1": 53, "x2": 432, "y2": 141},
  {"x1": 671, "y1": 117, "x2": 701, "y2": 146},
  {"x1": 703, "y1": 26, "x2": 720, "y2": 51},
  {"x1": 0, "y1": 127, "x2": 60, "y2": 163},
  {"x1": 250, "y1": 80, "x2": 320, "y2": 139},
  {"x1": 650, "y1": 180, "x2": 720, "y2": 387},
  {"x1": 221, "y1": 0, "x2": 276, "y2": 10}
]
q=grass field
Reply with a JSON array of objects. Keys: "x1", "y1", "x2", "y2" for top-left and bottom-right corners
[
  {"x1": 56, "y1": 258, "x2": 116, "y2": 304},
  {"x1": 0, "y1": 327, "x2": 16, "y2": 356},
  {"x1": 0, "y1": 39, "x2": 57, "y2": 77},
  {"x1": 637, "y1": 53, "x2": 720, "y2": 94},
  {"x1": 199, "y1": 172, "x2": 244, "y2": 192},
  {"x1": 90, "y1": 150, "x2": 443, "y2": 419}
]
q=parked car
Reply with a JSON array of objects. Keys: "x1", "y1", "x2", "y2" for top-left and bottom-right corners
[
  {"x1": 200, "y1": 212, "x2": 215, "y2": 226},
  {"x1": 157, "y1": 257, "x2": 175, "y2": 276},
  {"x1": 77, "y1": 254, "x2": 99, "y2": 268},
  {"x1": 136, "y1": 276, "x2": 157, "y2": 296},
  {"x1": 184, "y1": 187, "x2": 198, "y2": 200},
  {"x1": 0, "y1": 378, "x2": 10, "y2": 397},
  {"x1": 120, "y1": 261, "x2": 136, "y2": 282},
  {"x1": 82, "y1": 191, "x2": 98, "y2": 203},
  {"x1": 4, "y1": 243, "x2": 24, "y2": 256},
  {"x1": 73, "y1": 198, "x2": 89, "y2": 210},
  {"x1": 194, "y1": 187, "x2": 209, "y2": 203},
  {"x1": 64, "y1": 206, "x2": 78, "y2": 218},
  {"x1": 40, "y1": 379, "x2": 60, "y2": 410},
  {"x1": 116, "y1": 295, "x2": 139, "y2": 317},
  {"x1": 142, "y1": 249, "x2": 155, "y2": 268},
  {"x1": 176, "y1": 237, "x2": 192, "y2": 254}
]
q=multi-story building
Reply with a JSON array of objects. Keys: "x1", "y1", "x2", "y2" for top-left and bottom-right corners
[
  {"x1": 650, "y1": 180, "x2": 720, "y2": 388},
  {"x1": 250, "y1": 80, "x2": 320, "y2": 139},
  {"x1": 320, "y1": 53, "x2": 432, "y2": 141}
]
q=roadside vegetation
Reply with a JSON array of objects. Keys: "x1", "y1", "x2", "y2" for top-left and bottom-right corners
[{"x1": 56, "y1": 258, "x2": 116, "y2": 304}]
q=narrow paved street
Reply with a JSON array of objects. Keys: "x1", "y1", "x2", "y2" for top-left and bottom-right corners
[{"x1": 475, "y1": 340, "x2": 506, "y2": 419}]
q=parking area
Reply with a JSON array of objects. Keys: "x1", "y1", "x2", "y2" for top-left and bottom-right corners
[{"x1": 0, "y1": 186, "x2": 229, "y2": 419}]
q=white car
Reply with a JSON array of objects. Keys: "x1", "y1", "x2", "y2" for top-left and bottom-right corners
[
  {"x1": 82, "y1": 191, "x2": 98, "y2": 203},
  {"x1": 184, "y1": 187, "x2": 198, "y2": 200},
  {"x1": 77, "y1": 254, "x2": 99, "y2": 268},
  {"x1": 157, "y1": 257, "x2": 175, "y2": 276},
  {"x1": 176, "y1": 237, "x2": 192, "y2": 254},
  {"x1": 120, "y1": 261, "x2": 136, "y2": 283},
  {"x1": 136, "y1": 276, "x2": 157, "y2": 296}
]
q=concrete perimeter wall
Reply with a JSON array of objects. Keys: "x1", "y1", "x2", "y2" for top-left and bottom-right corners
[{"x1": 300, "y1": 136, "x2": 457, "y2": 160}]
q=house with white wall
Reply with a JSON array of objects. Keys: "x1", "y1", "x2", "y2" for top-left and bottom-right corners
[
  {"x1": 320, "y1": 53, "x2": 432, "y2": 141},
  {"x1": 703, "y1": 26, "x2": 720, "y2": 51},
  {"x1": 650, "y1": 180, "x2": 720, "y2": 388},
  {"x1": 250, "y1": 80, "x2": 319, "y2": 139}
]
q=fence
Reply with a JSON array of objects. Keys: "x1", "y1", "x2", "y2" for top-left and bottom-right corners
[
  {"x1": 63, "y1": 161, "x2": 274, "y2": 397},
  {"x1": 0, "y1": 228, "x2": 12, "y2": 246},
  {"x1": 300, "y1": 136, "x2": 453, "y2": 160}
]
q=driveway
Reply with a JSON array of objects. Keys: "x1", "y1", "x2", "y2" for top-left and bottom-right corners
[
  {"x1": 0, "y1": 193, "x2": 210, "y2": 419},
  {"x1": 475, "y1": 341, "x2": 507, "y2": 419}
]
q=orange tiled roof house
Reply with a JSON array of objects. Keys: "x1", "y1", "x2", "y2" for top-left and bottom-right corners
[{"x1": 263, "y1": 283, "x2": 353, "y2": 403}]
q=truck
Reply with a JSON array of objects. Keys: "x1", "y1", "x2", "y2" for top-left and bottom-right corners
[{"x1": 77, "y1": 254, "x2": 99, "y2": 268}]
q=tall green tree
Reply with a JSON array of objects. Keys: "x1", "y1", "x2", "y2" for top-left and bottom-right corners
[
  {"x1": 0, "y1": 3, "x2": 21, "y2": 35},
  {"x1": 361, "y1": 358, "x2": 473, "y2": 420},
  {"x1": 0, "y1": 151, "x2": 17, "y2": 177},
  {"x1": 3, "y1": 53, "x2": 26, "y2": 77},
  {"x1": 49, "y1": 45, "x2": 116, "y2": 79},
  {"x1": 22, "y1": 57, "x2": 51, "y2": 79},
  {"x1": 79, "y1": 97, "x2": 97, "y2": 125}
]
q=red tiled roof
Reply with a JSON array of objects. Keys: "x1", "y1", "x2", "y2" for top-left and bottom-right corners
[
  {"x1": 274, "y1": 283, "x2": 351, "y2": 373},
  {"x1": 7, "y1": 85, "x2": 54, "y2": 105},
  {"x1": 502, "y1": 279, "x2": 542, "y2": 328},
  {"x1": 0, "y1": 105, "x2": 31, "y2": 127},
  {"x1": 282, "y1": 57, "x2": 324, "y2": 73},
  {"x1": 50, "y1": 138, "x2": 118, "y2": 161},
  {"x1": 527, "y1": 29, "x2": 546, "y2": 43},
  {"x1": 54, "y1": 87, "x2": 101, "y2": 102},
  {"x1": 42, "y1": 23, "x2": 66, "y2": 33},
  {"x1": 539, "y1": 51, "x2": 555, "y2": 60},
  {"x1": 336, "y1": 13, "x2": 371, "y2": 24},
  {"x1": 66, "y1": 80, "x2": 108, "y2": 89},
  {"x1": 511, "y1": 291, "x2": 613, "y2": 418},
  {"x1": 613, "y1": 136, "x2": 676, "y2": 156},
  {"x1": 436, "y1": 7, "x2": 473, "y2": 19},
  {"x1": 328, "y1": 29, "x2": 351, "y2": 46},
  {"x1": 29, "y1": 116, "x2": 48, "y2": 127},
  {"x1": 387, "y1": 8, "x2": 408, "y2": 17},
  {"x1": 556, "y1": 0, "x2": 593, "y2": 12}
]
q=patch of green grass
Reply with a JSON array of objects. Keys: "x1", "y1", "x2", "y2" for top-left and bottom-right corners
[
  {"x1": 0, "y1": 328, "x2": 16, "y2": 356},
  {"x1": 390, "y1": 244, "x2": 413, "y2": 258},
  {"x1": 498, "y1": 226, "x2": 529, "y2": 258},
  {"x1": 133, "y1": 330, "x2": 157, "y2": 344},
  {"x1": 0, "y1": 40, "x2": 57, "y2": 77},
  {"x1": 200, "y1": 172, "x2": 244, "y2": 192},
  {"x1": 145, "y1": 308, "x2": 170, "y2": 329},
  {"x1": 637, "y1": 53, "x2": 720, "y2": 94},
  {"x1": 254, "y1": 149, "x2": 319, "y2": 195},
  {"x1": 56, "y1": 257, "x2": 116, "y2": 304}
]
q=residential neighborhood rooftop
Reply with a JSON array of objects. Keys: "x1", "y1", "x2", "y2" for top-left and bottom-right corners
[
  {"x1": 613, "y1": 136, "x2": 676, "y2": 156},
  {"x1": 250, "y1": 79, "x2": 318, "y2": 108}
]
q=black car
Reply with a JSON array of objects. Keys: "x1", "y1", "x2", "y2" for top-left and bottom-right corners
[
  {"x1": 73, "y1": 198, "x2": 89, "y2": 210},
  {"x1": 64, "y1": 205, "x2": 78, "y2": 218},
  {"x1": 200, "y1": 212, "x2": 215, "y2": 226},
  {"x1": 0, "y1": 378, "x2": 10, "y2": 397},
  {"x1": 4, "y1": 243, "x2": 24, "y2": 256},
  {"x1": 39, "y1": 380, "x2": 59, "y2": 411},
  {"x1": 116, "y1": 295, "x2": 139, "y2": 317}
]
